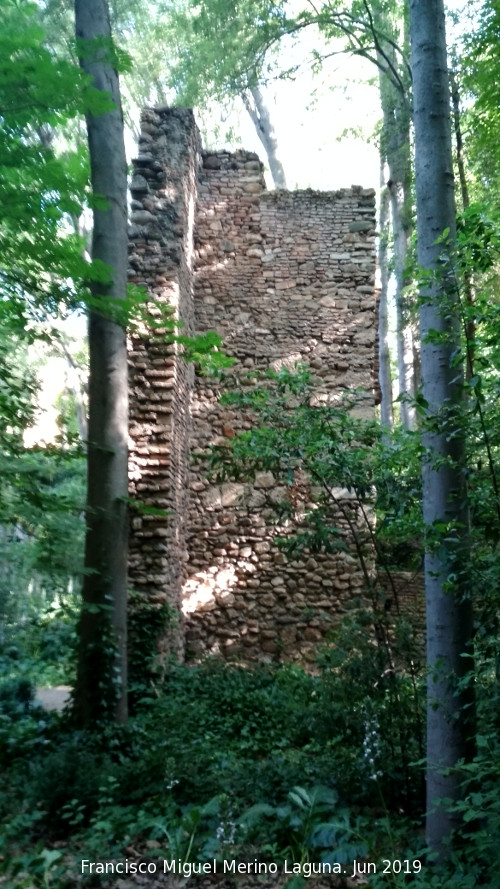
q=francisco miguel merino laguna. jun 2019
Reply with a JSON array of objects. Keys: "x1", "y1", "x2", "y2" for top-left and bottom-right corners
[{"x1": 80, "y1": 858, "x2": 423, "y2": 878}]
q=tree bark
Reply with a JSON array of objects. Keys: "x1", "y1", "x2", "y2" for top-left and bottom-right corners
[
  {"x1": 242, "y1": 84, "x2": 287, "y2": 188},
  {"x1": 73, "y1": 0, "x2": 129, "y2": 725},
  {"x1": 409, "y1": 0, "x2": 474, "y2": 856},
  {"x1": 378, "y1": 159, "x2": 393, "y2": 428}
]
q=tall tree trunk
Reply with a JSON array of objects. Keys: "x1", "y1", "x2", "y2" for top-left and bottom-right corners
[
  {"x1": 409, "y1": 0, "x2": 474, "y2": 856},
  {"x1": 242, "y1": 84, "x2": 287, "y2": 188},
  {"x1": 377, "y1": 20, "x2": 415, "y2": 429},
  {"x1": 378, "y1": 158, "x2": 393, "y2": 428},
  {"x1": 73, "y1": 0, "x2": 129, "y2": 726},
  {"x1": 391, "y1": 174, "x2": 416, "y2": 429}
]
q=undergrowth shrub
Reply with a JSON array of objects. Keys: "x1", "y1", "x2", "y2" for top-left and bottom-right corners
[
  {"x1": 0, "y1": 675, "x2": 34, "y2": 718},
  {"x1": 126, "y1": 661, "x2": 330, "y2": 810},
  {"x1": 239, "y1": 784, "x2": 369, "y2": 865},
  {"x1": 0, "y1": 653, "x2": 427, "y2": 881},
  {"x1": 315, "y1": 607, "x2": 425, "y2": 811}
]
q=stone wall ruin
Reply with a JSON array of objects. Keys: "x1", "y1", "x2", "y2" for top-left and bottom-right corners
[{"x1": 127, "y1": 106, "x2": 379, "y2": 666}]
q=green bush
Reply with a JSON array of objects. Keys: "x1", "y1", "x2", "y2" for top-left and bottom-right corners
[{"x1": 0, "y1": 676, "x2": 34, "y2": 718}]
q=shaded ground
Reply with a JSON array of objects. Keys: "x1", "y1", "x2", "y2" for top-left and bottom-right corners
[
  {"x1": 76, "y1": 873, "x2": 365, "y2": 889},
  {"x1": 70, "y1": 861, "x2": 368, "y2": 889},
  {"x1": 35, "y1": 685, "x2": 71, "y2": 712}
]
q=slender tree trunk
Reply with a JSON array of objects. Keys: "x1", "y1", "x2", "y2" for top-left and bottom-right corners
[
  {"x1": 73, "y1": 0, "x2": 129, "y2": 725},
  {"x1": 450, "y1": 69, "x2": 475, "y2": 379},
  {"x1": 450, "y1": 70, "x2": 470, "y2": 213},
  {"x1": 391, "y1": 174, "x2": 416, "y2": 429},
  {"x1": 392, "y1": 178, "x2": 416, "y2": 429},
  {"x1": 378, "y1": 159, "x2": 393, "y2": 428},
  {"x1": 242, "y1": 84, "x2": 287, "y2": 188},
  {"x1": 410, "y1": 0, "x2": 474, "y2": 856},
  {"x1": 377, "y1": 29, "x2": 415, "y2": 429}
]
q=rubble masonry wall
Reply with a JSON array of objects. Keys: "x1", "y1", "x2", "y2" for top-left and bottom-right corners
[{"x1": 128, "y1": 106, "x2": 379, "y2": 663}]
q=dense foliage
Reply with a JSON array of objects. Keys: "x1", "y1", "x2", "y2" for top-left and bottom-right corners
[
  {"x1": 0, "y1": 653, "x2": 423, "y2": 883},
  {"x1": 1, "y1": 632, "x2": 499, "y2": 887}
]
